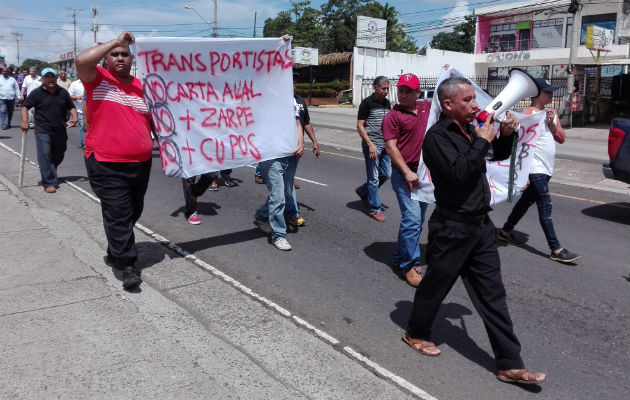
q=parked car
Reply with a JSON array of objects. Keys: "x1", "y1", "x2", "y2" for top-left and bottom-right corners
[
  {"x1": 602, "y1": 117, "x2": 630, "y2": 184},
  {"x1": 419, "y1": 88, "x2": 435, "y2": 101}
]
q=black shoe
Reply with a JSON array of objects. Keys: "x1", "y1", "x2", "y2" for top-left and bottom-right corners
[
  {"x1": 497, "y1": 230, "x2": 525, "y2": 247},
  {"x1": 550, "y1": 248, "x2": 580, "y2": 264},
  {"x1": 122, "y1": 266, "x2": 142, "y2": 289},
  {"x1": 223, "y1": 176, "x2": 235, "y2": 187}
]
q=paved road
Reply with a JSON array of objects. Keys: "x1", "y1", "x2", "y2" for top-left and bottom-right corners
[{"x1": 1, "y1": 111, "x2": 628, "y2": 399}]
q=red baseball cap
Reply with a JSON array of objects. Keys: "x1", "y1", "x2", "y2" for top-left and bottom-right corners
[{"x1": 397, "y1": 73, "x2": 420, "y2": 90}]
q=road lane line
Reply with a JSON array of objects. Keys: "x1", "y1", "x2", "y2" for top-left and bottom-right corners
[
  {"x1": 343, "y1": 347, "x2": 438, "y2": 400},
  {"x1": 551, "y1": 192, "x2": 630, "y2": 208},
  {"x1": 245, "y1": 164, "x2": 328, "y2": 186},
  {"x1": 319, "y1": 149, "x2": 364, "y2": 161}
]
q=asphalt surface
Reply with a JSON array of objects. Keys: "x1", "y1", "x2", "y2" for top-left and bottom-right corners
[{"x1": 1, "y1": 108, "x2": 628, "y2": 399}]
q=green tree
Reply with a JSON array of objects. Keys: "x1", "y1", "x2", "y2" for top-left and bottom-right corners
[
  {"x1": 20, "y1": 58, "x2": 54, "y2": 73},
  {"x1": 429, "y1": 15, "x2": 476, "y2": 53},
  {"x1": 263, "y1": 10, "x2": 293, "y2": 38}
]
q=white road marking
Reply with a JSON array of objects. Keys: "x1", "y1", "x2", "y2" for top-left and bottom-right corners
[{"x1": 245, "y1": 164, "x2": 328, "y2": 186}]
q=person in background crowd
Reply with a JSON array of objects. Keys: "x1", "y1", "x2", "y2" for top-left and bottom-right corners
[
  {"x1": 403, "y1": 76, "x2": 546, "y2": 385},
  {"x1": 181, "y1": 172, "x2": 218, "y2": 225},
  {"x1": 20, "y1": 67, "x2": 77, "y2": 193},
  {"x1": 56, "y1": 70, "x2": 71, "y2": 91},
  {"x1": 286, "y1": 73, "x2": 320, "y2": 227},
  {"x1": 355, "y1": 76, "x2": 391, "y2": 222},
  {"x1": 0, "y1": 66, "x2": 22, "y2": 129},
  {"x1": 76, "y1": 31, "x2": 153, "y2": 290},
  {"x1": 498, "y1": 78, "x2": 580, "y2": 264},
  {"x1": 22, "y1": 67, "x2": 42, "y2": 128},
  {"x1": 16, "y1": 69, "x2": 27, "y2": 94},
  {"x1": 68, "y1": 78, "x2": 86, "y2": 148}
]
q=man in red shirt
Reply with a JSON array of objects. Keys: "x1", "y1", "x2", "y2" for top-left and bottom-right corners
[
  {"x1": 383, "y1": 73, "x2": 431, "y2": 287},
  {"x1": 76, "y1": 32, "x2": 153, "y2": 290}
]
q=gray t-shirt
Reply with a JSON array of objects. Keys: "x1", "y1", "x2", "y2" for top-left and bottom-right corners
[{"x1": 357, "y1": 94, "x2": 391, "y2": 148}]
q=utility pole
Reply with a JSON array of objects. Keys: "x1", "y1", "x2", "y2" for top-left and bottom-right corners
[
  {"x1": 91, "y1": 5, "x2": 99, "y2": 45},
  {"x1": 67, "y1": 8, "x2": 82, "y2": 74},
  {"x1": 212, "y1": 0, "x2": 218, "y2": 38},
  {"x1": 566, "y1": 0, "x2": 581, "y2": 128},
  {"x1": 11, "y1": 32, "x2": 22, "y2": 66},
  {"x1": 253, "y1": 12, "x2": 257, "y2": 38}
]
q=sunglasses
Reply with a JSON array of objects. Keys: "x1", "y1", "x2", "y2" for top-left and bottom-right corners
[{"x1": 110, "y1": 51, "x2": 130, "y2": 57}]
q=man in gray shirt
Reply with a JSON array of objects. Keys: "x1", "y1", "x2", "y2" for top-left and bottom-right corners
[{"x1": 355, "y1": 76, "x2": 391, "y2": 222}]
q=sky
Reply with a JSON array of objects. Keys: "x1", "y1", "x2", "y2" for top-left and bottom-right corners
[{"x1": 0, "y1": 0, "x2": 486, "y2": 66}]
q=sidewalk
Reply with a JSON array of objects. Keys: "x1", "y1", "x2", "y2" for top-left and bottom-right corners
[{"x1": 0, "y1": 149, "x2": 420, "y2": 399}]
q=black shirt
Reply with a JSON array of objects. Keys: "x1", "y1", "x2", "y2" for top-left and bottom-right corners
[
  {"x1": 294, "y1": 95, "x2": 310, "y2": 129},
  {"x1": 22, "y1": 85, "x2": 75, "y2": 135},
  {"x1": 357, "y1": 94, "x2": 391, "y2": 148},
  {"x1": 422, "y1": 113, "x2": 515, "y2": 215}
]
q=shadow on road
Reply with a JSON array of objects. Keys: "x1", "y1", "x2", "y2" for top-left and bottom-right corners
[
  {"x1": 582, "y1": 202, "x2": 630, "y2": 225},
  {"x1": 170, "y1": 201, "x2": 222, "y2": 218},
  {"x1": 174, "y1": 227, "x2": 267, "y2": 253},
  {"x1": 60, "y1": 175, "x2": 88, "y2": 183},
  {"x1": 364, "y1": 241, "x2": 427, "y2": 267}
]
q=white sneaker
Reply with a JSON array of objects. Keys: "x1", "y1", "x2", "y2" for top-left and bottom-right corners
[{"x1": 273, "y1": 237, "x2": 292, "y2": 251}]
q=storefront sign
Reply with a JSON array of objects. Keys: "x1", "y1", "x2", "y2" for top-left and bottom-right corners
[
  {"x1": 59, "y1": 51, "x2": 74, "y2": 60},
  {"x1": 356, "y1": 16, "x2": 387, "y2": 49},
  {"x1": 486, "y1": 51, "x2": 531, "y2": 63}
]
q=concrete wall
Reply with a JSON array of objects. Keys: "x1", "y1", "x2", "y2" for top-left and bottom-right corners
[{"x1": 352, "y1": 47, "x2": 476, "y2": 105}]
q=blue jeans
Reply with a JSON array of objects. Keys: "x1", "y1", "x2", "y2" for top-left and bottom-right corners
[
  {"x1": 391, "y1": 167, "x2": 428, "y2": 270},
  {"x1": 0, "y1": 99, "x2": 15, "y2": 127},
  {"x1": 284, "y1": 155, "x2": 299, "y2": 218},
  {"x1": 502, "y1": 173, "x2": 561, "y2": 251},
  {"x1": 254, "y1": 164, "x2": 263, "y2": 177},
  {"x1": 77, "y1": 113, "x2": 86, "y2": 146},
  {"x1": 255, "y1": 157, "x2": 295, "y2": 241},
  {"x1": 358, "y1": 145, "x2": 391, "y2": 213},
  {"x1": 35, "y1": 131, "x2": 67, "y2": 187}
]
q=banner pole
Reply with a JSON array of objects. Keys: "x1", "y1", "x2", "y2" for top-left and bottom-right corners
[{"x1": 507, "y1": 133, "x2": 518, "y2": 202}]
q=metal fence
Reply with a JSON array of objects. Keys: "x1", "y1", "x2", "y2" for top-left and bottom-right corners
[{"x1": 361, "y1": 76, "x2": 569, "y2": 113}]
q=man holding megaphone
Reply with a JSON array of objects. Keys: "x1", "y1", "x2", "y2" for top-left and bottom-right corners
[{"x1": 402, "y1": 76, "x2": 546, "y2": 385}]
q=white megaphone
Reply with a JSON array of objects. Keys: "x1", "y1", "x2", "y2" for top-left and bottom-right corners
[{"x1": 476, "y1": 68, "x2": 539, "y2": 125}]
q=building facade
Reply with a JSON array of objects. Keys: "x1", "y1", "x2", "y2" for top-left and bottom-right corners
[{"x1": 474, "y1": 0, "x2": 630, "y2": 122}]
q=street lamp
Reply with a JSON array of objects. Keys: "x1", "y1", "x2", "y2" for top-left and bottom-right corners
[{"x1": 185, "y1": 3, "x2": 217, "y2": 38}]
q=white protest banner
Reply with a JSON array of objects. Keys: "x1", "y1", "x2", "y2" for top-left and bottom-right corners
[
  {"x1": 412, "y1": 67, "x2": 545, "y2": 205},
  {"x1": 132, "y1": 37, "x2": 297, "y2": 178}
]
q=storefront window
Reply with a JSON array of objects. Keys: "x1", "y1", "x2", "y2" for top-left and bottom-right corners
[{"x1": 532, "y1": 19, "x2": 564, "y2": 48}]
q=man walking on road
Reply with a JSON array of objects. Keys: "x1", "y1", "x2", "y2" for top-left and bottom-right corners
[
  {"x1": 383, "y1": 73, "x2": 430, "y2": 287},
  {"x1": 403, "y1": 76, "x2": 546, "y2": 385},
  {"x1": 0, "y1": 66, "x2": 22, "y2": 129},
  {"x1": 68, "y1": 78, "x2": 86, "y2": 148},
  {"x1": 20, "y1": 68, "x2": 77, "y2": 193},
  {"x1": 498, "y1": 78, "x2": 580, "y2": 264},
  {"x1": 76, "y1": 32, "x2": 154, "y2": 290},
  {"x1": 56, "y1": 70, "x2": 71, "y2": 91},
  {"x1": 355, "y1": 76, "x2": 391, "y2": 222}
]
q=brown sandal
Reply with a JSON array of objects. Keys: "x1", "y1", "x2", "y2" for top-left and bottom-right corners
[
  {"x1": 402, "y1": 332, "x2": 441, "y2": 356},
  {"x1": 497, "y1": 369, "x2": 546, "y2": 384}
]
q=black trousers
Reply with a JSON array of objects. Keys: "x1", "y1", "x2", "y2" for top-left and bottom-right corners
[
  {"x1": 406, "y1": 209, "x2": 524, "y2": 371},
  {"x1": 181, "y1": 172, "x2": 217, "y2": 217},
  {"x1": 85, "y1": 154, "x2": 151, "y2": 269}
]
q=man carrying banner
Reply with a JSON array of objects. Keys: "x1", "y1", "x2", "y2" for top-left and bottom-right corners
[
  {"x1": 402, "y1": 77, "x2": 546, "y2": 385},
  {"x1": 498, "y1": 78, "x2": 580, "y2": 264},
  {"x1": 356, "y1": 76, "x2": 391, "y2": 222},
  {"x1": 76, "y1": 32, "x2": 153, "y2": 290},
  {"x1": 254, "y1": 108, "x2": 304, "y2": 251},
  {"x1": 383, "y1": 73, "x2": 430, "y2": 287}
]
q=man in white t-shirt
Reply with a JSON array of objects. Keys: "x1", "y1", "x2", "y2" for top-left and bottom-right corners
[
  {"x1": 22, "y1": 67, "x2": 42, "y2": 128},
  {"x1": 68, "y1": 79, "x2": 86, "y2": 147},
  {"x1": 498, "y1": 78, "x2": 580, "y2": 264}
]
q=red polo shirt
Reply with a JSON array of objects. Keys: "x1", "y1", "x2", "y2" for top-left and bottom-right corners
[{"x1": 383, "y1": 101, "x2": 431, "y2": 171}]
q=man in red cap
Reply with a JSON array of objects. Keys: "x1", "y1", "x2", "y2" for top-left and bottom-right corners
[{"x1": 383, "y1": 73, "x2": 430, "y2": 287}]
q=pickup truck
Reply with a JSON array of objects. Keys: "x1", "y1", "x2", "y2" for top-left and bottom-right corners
[{"x1": 603, "y1": 118, "x2": 630, "y2": 184}]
